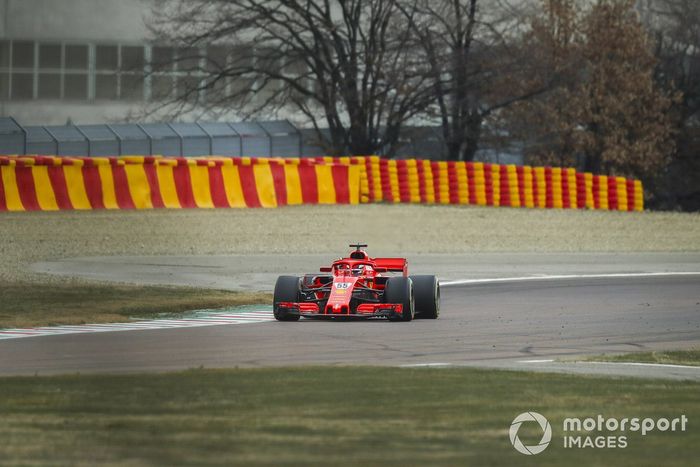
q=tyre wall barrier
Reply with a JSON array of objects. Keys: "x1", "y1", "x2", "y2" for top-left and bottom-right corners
[
  {"x1": 354, "y1": 157, "x2": 643, "y2": 211},
  {"x1": 0, "y1": 155, "x2": 360, "y2": 211},
  {"x1": 0, "y1": 155, "x2": 643, "y2": 212}
]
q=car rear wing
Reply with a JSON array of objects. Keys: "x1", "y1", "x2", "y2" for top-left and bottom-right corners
[{"x1": 373, "y1": 258, "x2": 407, "y2": 275}]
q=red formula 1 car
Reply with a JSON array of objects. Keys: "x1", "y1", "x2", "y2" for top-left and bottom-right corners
[{"x1": 273, "y1": 244, "x2": 440, "y2": 322}]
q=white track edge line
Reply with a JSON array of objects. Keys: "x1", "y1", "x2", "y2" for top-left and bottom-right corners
[
  {"x1": 441, "y1": 271, "x2": 700, "y2": 286},
  {"x1": 517, "y1": 359, "x2": 699, "y2": 370},
  {"x1": 584, "y1": 361, "x2": 700, "y2": 370},
  {"x1": 399, "y1": 363, "x2": 453, "y2": 367}
]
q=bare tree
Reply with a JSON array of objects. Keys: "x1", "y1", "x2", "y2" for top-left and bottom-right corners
[
  {"x1": 398, "y1": 0, "x2": 553, "y2": 161},
  {"x1": 651, "y1": 0, "x2": 700, "y2": 123},
  {"x1": 641, "y1": 0, "x2": 700, "y2": 209},
  {"x1": 149, "y1": 0, "x2": 434, "y2": 156}
]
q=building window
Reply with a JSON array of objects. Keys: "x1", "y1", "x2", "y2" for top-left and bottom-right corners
[
  {"x1": 95, "y1": 45, "x2": 118, "y2": 100},
  {"x1": 39, "y1": 44, "x2": 61, "y2": 69},
  {"x1": 254, "y1": 48, "x2": 282, "y2": 103},
  {"x1": 11, "y1": 72, "x2": 34, "y2": 99},
  {"x1": 96, "y1": 45, "x2": 118, "y2": 71},
  {"x1": 178, "y1": 75, "x2": 201, "y2": 103},
  {"x1": 0, "y1": 41, "x2": 9, "y2": 100},
  {"x1": 0, "y1": 40, "x2": 252, "y2": 105},
  {"x1": 121, "y1": 73, "x2": 144, "y2": 100},
  {"x1": 65, "y1": 45, "x2": 88, "y2": 70},
  {"x1": 120, "y1": 46, "x2": 144, "y2": 100},
  {"x1": 152, "y1": 75, "x2": 174, "y2": 100},
  {"x1": 38, "y1": 43, "x2": 61, "y2": 100},
  {"x1": 177, "y1": 47, "x2": 201, "y2": 72},
  {"x1": 122, "y1": 46, "x2": 144, "y2": 71},
  {"x1": 65, "y1": 73, "x2": 87, "y2": 100},
  {"x1": 64, "y1": 45, "x2": 88, "y2": 100},
  {"x1": 226, "y1": 47, "x2": 255, "y2": 102},
  {"x1": 38, "y1": 73, "x2": 61, "y2": 99},
  {"x1": 12, "y1": 41, "x2": 34, "y2": 69},
  {"x1": 152, "y1": 46, "x2": 175, "y2": 70},
  {"x1": 0, "y1": 73, "x2": 8, "y2": 100},
  {"x1": 9, "y1": 41, "x2": 35, "y2": 100},
  {"x1": 0, "y1": 40, "x2": 9, "y2": 68},
  {"x1": 96, "y1": 74, "x2": 118, "y2": 100}
]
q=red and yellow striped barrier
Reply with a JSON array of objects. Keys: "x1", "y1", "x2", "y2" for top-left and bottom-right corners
[
  {"x1": 356, "y1": 157, "x2": 643, "y2": 212},
  {"x1": 0, "y1": 155, "x2": 643, "y2": 212},
  {"x1": 0, "y1": 156, "x2": 361, "y2": 211}
]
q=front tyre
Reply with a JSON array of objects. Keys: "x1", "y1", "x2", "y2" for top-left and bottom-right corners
[
  {"x1": 273, "y1": 276, "x2": 301, "y2": 321},
  {"x1": 384, "y1": 277, "x2": 415, "y2": 322},
  {"x1": 411, "y1": 275, "x2": 440, "y2": 319}
]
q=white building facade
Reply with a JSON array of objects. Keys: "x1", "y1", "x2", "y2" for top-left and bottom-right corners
[{"x1": 0, "y1": 0, "x2": 268, "y2": 125}]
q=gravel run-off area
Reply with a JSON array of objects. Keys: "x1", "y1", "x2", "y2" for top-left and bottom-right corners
[{"x1": 1, "y1": 204, "x2": 699, "y2": 284}]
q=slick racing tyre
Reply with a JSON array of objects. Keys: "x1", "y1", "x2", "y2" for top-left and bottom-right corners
[
  {"x1": 385, "y1": 276, "x2": 415, "y2": 322},
  {"x1": 410, "y1": 275, "x2": 440, "y2": 319},
  {"x1": 273, "y1": 276, "x2": 301, "y2": 321}
]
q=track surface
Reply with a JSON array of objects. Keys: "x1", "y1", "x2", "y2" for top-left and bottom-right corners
[
  {"x1": 1, "y1": 272, "x2": 698, "y2": 378},
  {"x1": 32, "y1": 252, "x2": 700, "y2": 291}
]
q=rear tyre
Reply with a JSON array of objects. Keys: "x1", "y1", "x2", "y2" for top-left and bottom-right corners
[
  {"x1": 273, "y1": 276, "x2": 301, "y2": 321},
  {"x1": 411, "y1": 275, "x2": 440, "y2": 319},
  {"x1": 384, "y1": 277, "x2": 414, "y2": 322}
]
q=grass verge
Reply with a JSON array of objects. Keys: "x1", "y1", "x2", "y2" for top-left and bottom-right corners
[
  {"x1": 0, "y1": 283, "x2": 271, "y2": 328},
  {"x1": 586, "y1": 350, "x2": 700, "y2": 367},
  {"x1": 0, "y1": 367, "x2": 697, "y2": 466},
  {"x1": 2, "y1": 206, "x2": 700, "y2": 283}
]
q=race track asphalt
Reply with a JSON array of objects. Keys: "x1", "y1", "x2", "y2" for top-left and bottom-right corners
[{"x1": 1, "y1": 258, "x2": 699, "y2": 379}]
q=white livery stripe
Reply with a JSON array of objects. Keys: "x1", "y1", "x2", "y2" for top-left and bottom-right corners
[{"x1": 0, "y1": 310, "x2": 275, "y2": 340}]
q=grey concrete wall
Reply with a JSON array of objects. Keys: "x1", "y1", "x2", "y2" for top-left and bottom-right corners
[{"x1": 2, "y1": 0, "x2": 151, "y2": 42}]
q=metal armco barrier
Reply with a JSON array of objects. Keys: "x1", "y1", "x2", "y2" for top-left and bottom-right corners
[{"x1": 0, "y1": 155, "x2": 643, "y2": 212}]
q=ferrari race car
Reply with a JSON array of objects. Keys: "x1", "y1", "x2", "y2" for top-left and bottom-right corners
[{"x1": 273, "y1": 244, "x2": 439, "y2": 322}]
